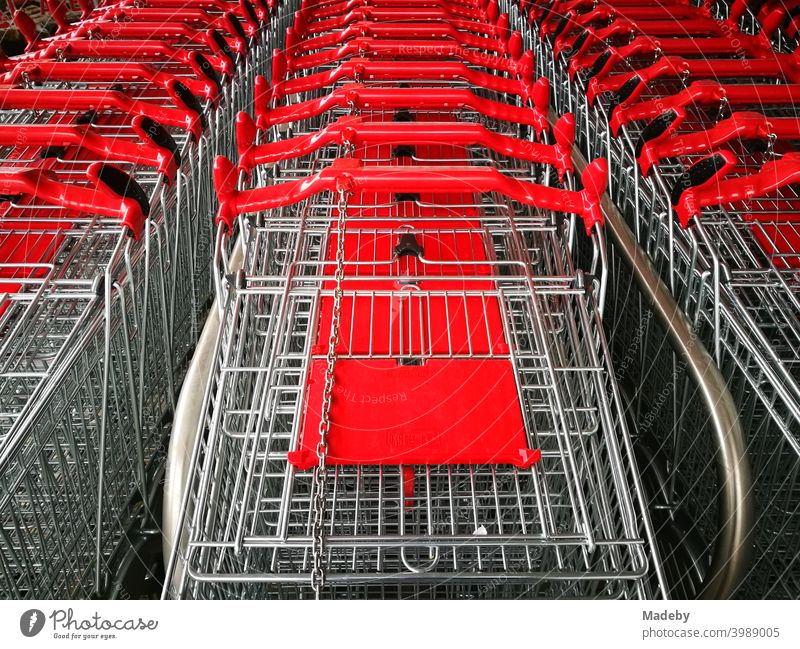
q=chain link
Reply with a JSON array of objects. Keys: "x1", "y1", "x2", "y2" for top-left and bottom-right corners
[{"x1": 310, "y1": 187, "x2": 349, "y2": 598}]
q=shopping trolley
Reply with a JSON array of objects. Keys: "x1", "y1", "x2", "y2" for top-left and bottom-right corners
[
  {"x1": 160, "y1": 0, "x2": 665, "y2": 600},
  {"x1": 0, "y1": 0, "x2": 301, "y2": 599},
  {"x1": 509, "y1": 0, "x2": 799, "y2": 598}
]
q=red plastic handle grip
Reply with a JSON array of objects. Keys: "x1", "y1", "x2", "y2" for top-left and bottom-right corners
[
  {"x1": 302, "y1": 0, "x2": 487, "y2": 21},
  {"x1": 586, "y1": 53, "x2": 800, "y2": 105},
  {"x1": 214, "y1": 155, "x2": 607, "y2": 234},
  {"x1": 554, "y1": 17, "x2": 726, "y2": 59},
  {"x1": 109, "y1": 1, "x2": 265, "y2": 30},
  {"x1": 289, "y1": 22, "x2": 508, "y2": 56},
  {"x1": 101, "y1": 6, "x2": 260, "y2": 39},
  {"x1": 639, "y1": 111, "x2": 800, "y2": 176},
  {"x1": 538, "y1": 0, "x2": 692, "y2": 24},
  {"x1": 236, "y1": 112, "x2": 575, "y2": 178},
  {"x1": 568, "y1": 34, "x2": 773, "y2": 81},
  {"x1": 0, "y1": 119, "x2": 179, "y2": 180},
  {"x1": 0, "y1": 87, "x2": 205, "y2": 140},
  {"x1": 4, "y1": 61, "x2": 218, "y2": 103},
  {"x1": 0, "y1": 163, "x2": 147, "y2": 236},
  {"x1": 295, "y1": 9, "x2": 505, "y2": 39},
  {"x1": 675, "y1": 151, "x2": 800, "y2": 227},
  {"x1": 79, "y1": 21, "x2": 247, "y2": 57},
  {"x1": 611, "y1": 81, "x2": 800, "y2": 134},
  {"x1": 267, "y1": 59, "x2": 535, "y2": 103},
  {"x1": 254, "y1": 82, "x2": 550, "y2": 135},
  {"x1": 37, "y1": 40, "x2": 231, "y2": 87},
  {"x1": 283, "y1": 37, "x2": 528, "y2": 75}
]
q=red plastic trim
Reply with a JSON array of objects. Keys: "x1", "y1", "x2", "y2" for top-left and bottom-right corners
[
  {"x1": 236, "y1": 112, "x2": 575, "y2": 178},
  {"x1": 0, "y1": 163, "x2": 146, "y2": 236},
  {"x1": 675, "y1": 151, "x2": 800, "y2": 227},
  {"x1": 214, "y1": 155, "x2": 607, "y2": 234},
  {"x1": 253, "y1": 82, "x2": 549, "y2": 134}
]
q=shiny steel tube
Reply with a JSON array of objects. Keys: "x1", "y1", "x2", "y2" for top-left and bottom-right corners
[{"x1": 567, "y1": 139, "x2": 753, "y2": 600}]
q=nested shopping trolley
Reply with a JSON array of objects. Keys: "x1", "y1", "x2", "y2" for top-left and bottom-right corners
[
  {"x1": 509, "y1": 0, "x2": 798, "y2": 597},
  {"x1": 0, "y1": 0, "x2": 294, "y2": 599},
  {"x1": 163, "y1": 0, "x2": 664, "y2": 596},
  {"x1": 165, "y1": 159, "x2": 662, "y2": 599}
]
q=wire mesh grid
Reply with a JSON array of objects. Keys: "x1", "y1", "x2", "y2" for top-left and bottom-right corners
[
  {"x1": 169, "y1": 163, "x2": 657, "y2": 598},
  {"x1": 517, "y1": 1, "x2": 800, "y2": 597},
  {"x1": 0, "y1": 1, "x2": 293, "y2": 597}
]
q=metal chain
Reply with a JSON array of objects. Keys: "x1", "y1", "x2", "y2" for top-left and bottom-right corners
[{"x1": 310, "y1": 187, "x2": 349, "y2": 598}]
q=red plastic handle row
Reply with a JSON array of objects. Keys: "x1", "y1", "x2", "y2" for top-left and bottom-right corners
[
  {"x1": 213, "y1": 156, "x2": 608, "y2": 234},
  {"x1": 610, "y1": 81, "x2": 800, "y2": 135},
  {"x1": 639, "y1": 112, "x2": 800, "y2": 176},
  {"x1": 265, "y1": 59, "x2": 536, "y2": 104},
  {"x1": 0, "y1": 162, "x2": 148, "y2": 235},
  {"x1": 674, "y1": 152, "x2": 800, "y2": 227},
  {"x1": 236, "y1": 112, "x2": 576, "y2": 178},
  {"x1": 253, "y1": 82, "x2": 550, "y2": 134}
]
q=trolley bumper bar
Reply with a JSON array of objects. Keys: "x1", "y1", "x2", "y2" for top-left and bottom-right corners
[
  {"x1": 253, "y1": 83, "x2": 549, "y2": 134},
  {"x1": 213, "y1": 155, "x2": 607, "y2": 233},
  {"x1": 235, "y1": 111, "x2": 575, "y2": 177},
  {"x1": 567, "y1": 121, "x2": 753, "y2": 600}
]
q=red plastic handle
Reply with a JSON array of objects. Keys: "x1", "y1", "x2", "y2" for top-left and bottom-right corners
[
  {"x1": 267, "y1": 59, "x2": 534, "y2": 103},
  {"x1": 38, "y1": 40, "x2": 230, "y2": 86},
  {"x1": 4, "y1": 61, "x2": 218, "y2": 103},
  {"x1": 0, "y1": 87, "x2": 205, "y2": 140},
  {"x1": 214, "y1": 155, "x2": 607, "y2": 234},
  {"x1": 100, "y1": 7, "x2": 260, "y2": 39},
  {"x1": 639, "y1": 111, "x2": 800, "y2": 176},
  {"x1": 254, "y1": 82, "x2": 549, "y2": 135},
  {"x1": 0, "y1": 163, "x2": 147, "y2": 236},
  {"x1": 554, "y1": 17, "x2": 725, "y2": 58},
  {"x1": 45, "y1": 0, "x2": 72, "y2": 34},
  {"x1": 568, "y1": 35, "x2": 774, "y2": 80},
  {"x1": 538, "y1": 0, "x2": 692, "y2": 25},
  {"x1": 295, "y1": 9, "x2": 505, "y2": 39},
  {"x1": 611, "y1": 81, "x2": 800, "y2": 134},
  {"x1": 289, "y1": 22, "x2": 508, "y2": 56},
  {"x1": 12, "y1": 10, "x2": 43, "y2": 52},
  {"x1": 675, "y1": 151, "x2": 800, "y2": 227},
  {"x1": 301, "y1": 0, "x2": 487, "y2": 21},
  {"x1": 0, "y1": 119, "x2": 179, "y2": 180},
  {"x1": 79, "y1": 21, "x2": 247, "y2": 57},
  {"x1": 284, "y1": 38, "x2": 529, "y2": 76},
  {"x1": 586, "y1": 53, "x2": 800, "y2": 105},
  {"x1": 236, "y1": 112, "x2": 575, "y2": 178}
]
